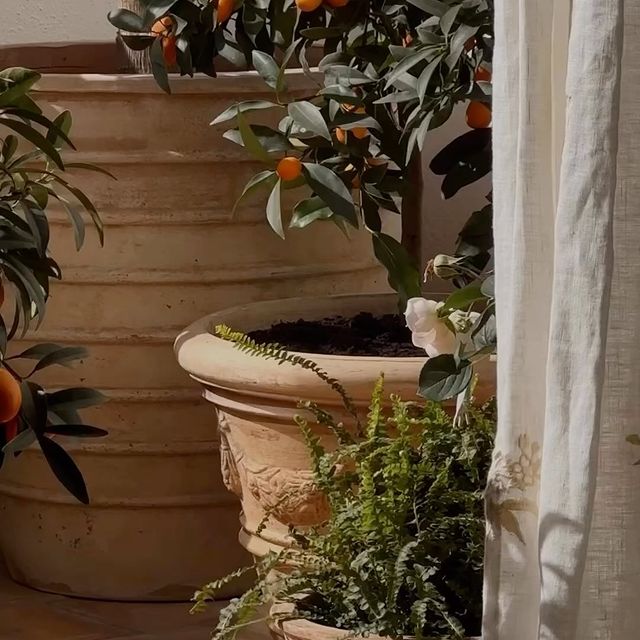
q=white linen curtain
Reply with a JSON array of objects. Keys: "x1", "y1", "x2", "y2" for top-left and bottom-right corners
[{"x1": 483, "y1": 0, "x2": 640, "y2": 638}]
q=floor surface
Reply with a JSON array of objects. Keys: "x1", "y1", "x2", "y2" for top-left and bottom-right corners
[{"x1": 0, "y1": 563, "x2": 266, "y2": 640}]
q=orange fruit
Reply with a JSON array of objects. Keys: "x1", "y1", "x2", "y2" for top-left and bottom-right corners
[
  {"x1": 217, "y1": 0, "x2": 234, "y2": 23},
  {"x1": 162, "y1": 36, "x2": 177, "y2": 67},
  {"x1": 0, "y1": 369, "x2": 21, "y2": 424},
  {"x1": 326, "y1": 0, "x2": 349, "y2": 6},
  {"x1": 466, "y1": 101, "x2": 491, "y2": 129},
  {"x1": 152, "y1": 16, "x2": 173, "y2": 37},
  {"x1": 296, "y1": 0, "x2": 323, "y2": 11},
  {"x1": 474, "y1": 66, "x2": 492, "y2": 82},
  {"x1": 463, "y1": 37, "x2": 477, "y2": 52},
  {"x1": 335, "y1": 127, "x2": 347, "y2": 144},
  {"x1": 3, "y1": 416, "x2": 18, "y2": 443},
  {"x1": 277, "y1": 157, "x2": 303, "y2": 181},
  {"x1": 352, "y1": 127, "x2": 369, "y2": 140}
]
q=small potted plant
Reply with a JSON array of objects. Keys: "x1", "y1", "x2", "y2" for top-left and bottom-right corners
[
  {"x1": 176, "y1": 0, "x2": 495, "y2": 556},
  {"x1": 0, "y1": 66, "x2": 108, "y2": 591},
  {"x1": 191, "y1": 357, "x2": 495, "y2": 640}
]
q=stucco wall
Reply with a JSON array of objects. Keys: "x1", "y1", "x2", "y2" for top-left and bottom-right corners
[{"x1": 1, "y1": 0, "x2": 117, "y2": 44}]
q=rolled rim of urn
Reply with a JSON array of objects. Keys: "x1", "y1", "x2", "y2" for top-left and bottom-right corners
[{"x1": 174, "y1": 292, "x2": 496, "y2": 410}]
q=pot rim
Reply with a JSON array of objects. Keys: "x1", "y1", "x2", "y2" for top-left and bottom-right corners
[
  {"x1": 175, "y1": 292, "x2": 424, "y2": 365},
  {"x1": 174, "y1": 293, "x2": 425, "y2": 405},
  {"x1": 174, "y1": 293, "x2": 495, "y2": 406}
]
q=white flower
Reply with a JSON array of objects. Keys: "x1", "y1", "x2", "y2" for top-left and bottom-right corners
[{"x1": 405, "y1": 297, "x2": 479, "y2": 358}]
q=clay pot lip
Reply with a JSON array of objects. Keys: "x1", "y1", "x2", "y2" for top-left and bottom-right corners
[
  {"x1": 175, "y1": 292, "x2": 425, "y2": 365},
  {"x1": 33, "y1": 67, "x2": 317, "y2": 95},
  {"x1": 174, "y1": 293, "x2": 425, "y2": 402}
]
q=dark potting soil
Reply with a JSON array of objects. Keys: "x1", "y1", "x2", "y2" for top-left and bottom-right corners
[{"x1": 248, "y1": 312, "x2": 425, "y2": 357}]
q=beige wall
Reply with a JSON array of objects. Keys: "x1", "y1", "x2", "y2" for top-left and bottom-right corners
[{"x1": 1, "y1": 0, "x2": 117, "y2": 44}]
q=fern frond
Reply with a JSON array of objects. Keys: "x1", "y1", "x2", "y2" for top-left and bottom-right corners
[
  {"x1": 365, "y1": 374, "x2": 385, "y2": 439},
  {"x1": 214, "y1": 324, "x2": 361, "y2": 433},
  {"x1": 298, "y1": 400, "x2": 354, "y2": 445}
]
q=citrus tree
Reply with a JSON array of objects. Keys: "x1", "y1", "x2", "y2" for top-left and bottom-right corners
[
  {"x1": 112, "y1": 0, "x2": 494, "y2": 399},
  {"x1": 0, "y1": 67, "x2": 110, "y2": 503}
]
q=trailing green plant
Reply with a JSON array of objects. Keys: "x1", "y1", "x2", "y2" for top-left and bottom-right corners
[
  {"x1": 0, "y1": 67, "x2": 110, "y2": 503},
  {"x1": 196, "y1": 329, "x2": 495, "y2": 639}
]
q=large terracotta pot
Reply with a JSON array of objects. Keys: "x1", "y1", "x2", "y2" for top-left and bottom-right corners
[
  {"x1": 175, "y1": 293, "x2": 495, "y2": 557},
  {"x1": 0, "y1": 43, "x2": 392, "y2": 601}
]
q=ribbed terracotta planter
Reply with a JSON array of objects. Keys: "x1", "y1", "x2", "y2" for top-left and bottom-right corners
[
  {"x1": 0, "y1": 43, "x2": 392, "y2": 601},
  {"x1": 175, "y1": 294, "x2": 495, "y2": 557}
]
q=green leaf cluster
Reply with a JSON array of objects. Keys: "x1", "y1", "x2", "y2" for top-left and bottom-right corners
[
  {"x1": 0, "y1": 67, "x2": 110, "y2": 503},
  {"x1": 111, "y1": 1, "x2": 494, "y2": 312}
]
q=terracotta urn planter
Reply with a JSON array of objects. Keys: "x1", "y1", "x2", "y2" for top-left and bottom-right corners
[
  {"x1": 175, "y1": 293, "x2": 495, "y2": 557},
  {"x1": 0, "y1": 43, "x2": 392, "y2": 601}
]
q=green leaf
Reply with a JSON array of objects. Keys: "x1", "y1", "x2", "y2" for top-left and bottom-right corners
[
  {"x1": 441, "y1": 284, "x2": 485, "y2": 313},
  {"x1": 0, "y1": 68, "x2": 41, "y2": 107},
  {"x1": 289, "y1": 197, "x2": 334, "y2": 229},
  {"x1": 0, "y1": 117, "x2": 64, "y2": 169},
  {"x1": 266, "y1": 179, "x2": 284, "y2": 238},
  {"x1": 232, "y1": 170, "x2": 278, "y2": 214},
  {"x1": 302, "y1": 163, "x2": 357, "y2": 226},
  {"x1": 481, "y1": 275, "x2": 495, "y2": 298},
  {"x1": 440, "y1": 5, "x2": 461, "y2": 36},
  {"x1": 237, "y1": 111, "x2": 273, "y2": 163},
  {"x1": 150, "y1": 37, "x2": 171, "y2": 94},
  {"x1": 18, "y1": 344, "x2": 88, "y2": 373},
  {"x1": 2, "y1": 428, "x2": 37, "y2": 455},
  {"x1": 1, "y1": 135, "x2": 18, "y2": 161},
  {"x1": 252, "y1": 51, "x2": 281, "y2": 91},
  {"x1": 37, "y1": 435, "x2": 89, "y2": 504},
  {"x1": 288, "y1": 101, "x2": 331, "y2": 141},
  {"x1": 44, "y1": 425, "x2": 108, "y2": 438},
  {"x1": 143, "y1": 0, "x2": 179, "y2": 24},
  {"x1": 2, "y1": 108, "x2": 75, "y2": 150},
  {"x1": 211, "y1": 100, "x2": 280, "y2": 126},
  {"x1": 418, "y1": 355, "x2": 473, "y2": 401},
  {"x1": 385, "y1": 49, "x2": 432, "y2": 89},
  {"x1": 372, "y1": 234, "x2": 421, "y2": 309},
  {"x1": 406, "y1": 0, "x2": 448, "y2": 16},
  {"x1": 65, "y1": 163, "x2": 117, "y2": 179},
  {"x1": 107, "y1": 8, "x2": 145, "y2": 32},
  {"x1": 120, "y1": 34, "x2": 156, "y2": 51},
  {"x1": 223, "y1": 126, "x2": 292, "y2": 154},
  {"x1": 47, "y1": 388, "x2": 108, "y2": 411},
  {"x1": 416, "y1": 55, "x2": 444, "y2": 105}
]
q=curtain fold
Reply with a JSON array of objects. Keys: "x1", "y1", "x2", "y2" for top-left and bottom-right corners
[{"x1": 484, "y1": 0, "x2": 631, "y2": 638}]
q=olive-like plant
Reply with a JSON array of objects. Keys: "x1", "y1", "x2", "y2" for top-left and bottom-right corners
[{"x1": 0, "y1": 67, "x2": 110, "y2": 504}]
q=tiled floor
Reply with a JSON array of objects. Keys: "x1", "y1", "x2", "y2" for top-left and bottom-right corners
[{"x1": 0, "y1": 564, "x2": 267, "y2": 640}]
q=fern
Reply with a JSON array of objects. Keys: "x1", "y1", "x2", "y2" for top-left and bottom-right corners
[
  {"x1": 214, "y1": 324, "x2": 361, "y2": 434},
  {"x1": 196, "y1": 372, "x2": 495, "y2": 640}
]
